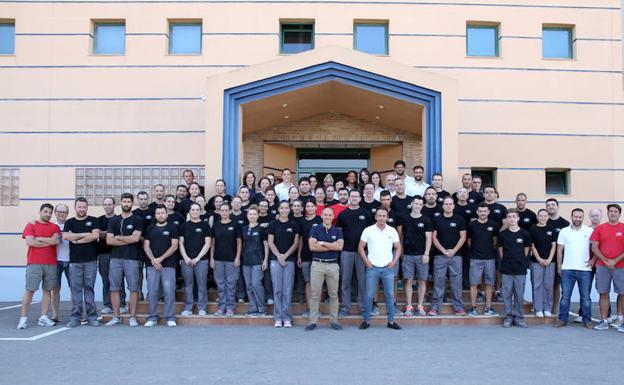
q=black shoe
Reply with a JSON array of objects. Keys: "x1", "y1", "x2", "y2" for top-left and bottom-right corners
[
  {"x1": 330, "y1": 322, "x2": 343, "y2": 331},
  {"x1": 359, "y1": 321, "x2": 370, "y2": 330},
  {"x1": 387, "y1": 322, "x2": 402, "y2": 330},
  {"x1": 304, "y1": 323, "x2": 317, "y2": 331}
]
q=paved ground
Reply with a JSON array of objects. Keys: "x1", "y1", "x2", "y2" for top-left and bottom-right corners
[{"x1": 1, "y1": 301, "x2": 622, "y2": 385}]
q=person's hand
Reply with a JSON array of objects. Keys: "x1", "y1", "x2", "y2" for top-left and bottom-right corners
[
  {"x1": 210, "y1": 258, "x2": 215, "y2": 269},
  {"x1": 446, "y1": 250, "x2": 453, "y2": 257},
  {"x1": 387, "y1": 260, "x2": 396, "y2": 269},
  {"x1": 588, "y1": 258, "x2": 596, "y2": 269},
  {"x1": 234, "y1": 257, "x2": 240, "y2": 268},
  {"x1": 606, "y1": 259, "x2": 616, "y2": 269},
  {"x1": 557, "y1": 265, "x2": 562, "y2": 276},
  {"x1": 297, "y1": 257, "x2": 302, "y2": 268},
  {"x1": 422, "y1": 255, "x2": 429, "y2": 264},
  {"x1": 364, "y1": 259, "x2": 373, "y2": 269},
  {"x1": 262, "y1": 260, "x2": 268, "y2": 271},
  {"x1": 183, "y1": 257, "x2": 192, "y2": 266}
]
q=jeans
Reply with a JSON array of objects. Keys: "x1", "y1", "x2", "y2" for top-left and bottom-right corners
[
  {"x1": 146, "y1": 266, "x2": 176, "y2": 322},
  {"x1": 180, "y1": 260, "x2": 209, "y2": 312},
  {"x1": 57, "y1": 260, "x2": 71, "y2": 288},
  {"x1": 363, "y1": 266, "x2": 395, "y2": 323},
  {"x1": 68, "y1": 261, "x2": 98, "y2": 322},
  {"x1": 340, "y1": 251, "x2": 366, "y2": 313},
  {"x1": 559, "y1": 269, "x2": 592, "y2": 324},
  {"x1": 98, "y1": 253, "x2": 126, "y2": 308},
  {"x1": 270, "y1": 260, "x2": 295, "y2": 322},
  {"x1": 242, "y1": 265, "x2": 266, "y2": 313},
  {"x1": 214, "y1": 261, "x2": 239, "y2": 312}
]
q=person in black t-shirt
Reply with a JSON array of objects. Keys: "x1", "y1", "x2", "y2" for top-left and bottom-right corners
[
  {"x1": 422, "y1": 187, "x2": 442, "y2": 221},
  {"x1": 452, "y1": 173, "x2": 483, "y2": 205},
  {"x1": 133, "y1": 190, "x2": 155, "y2": 296},
  {"x1": 391, "y1": 179, "x2": 412, "y2": 220},
  {"x1": 256, "y1": 199, "x2": 274, "y2": 302},
  {"x1": 210, "y1": 203, "x2": 242, "y2": 316},
  {"x1": 498, "y1": 209, "x2": 531, "y2": 328},
  {"x1": 430, "y1": 197, "x2": 467, "y2": 316},
  {"x1": 239, "y1": 186, "x2": 253, "y2": 213},
  {"x1": 530, "y1": 209, "x2": 557, "y2": 317},
  {"x1": 453, "y1": 188, "x2": 477, "y2": 224},
  {"x1": 242, "y1": 206, "x2": 269, "y2": 316},
  {"x1": 231, "y1": 195, "x2": 249, "y2": 302},
  {"x1": 361, "y1": 182, "x2": 381, "y2": 215},
  {"x1": 296, "y1": 201, "x2": 323, "y2": 317},
  {"x1": 546, "y1": 197, "x2": 570, "y2": 314},
  {"x1": 143, "y1": 205, "x2": 179, "y2": 327},
  {"x1": 207, "y1": 179, "x2": 231, "y2": 212},
  {"x1": 431, "y1": 173, "x2": 450, "y2": 206},
  {"x1": 182, "y1": 169, "x2": 205, "y2": 196},
  {"x1": 97, "y1": 197, "x2": 126, "y2": 314},
  {"x1": 179, "y1": 202, "x2": 212, "y2": 317},
  {"x1": 148, "y1": 184, "x2": 166, "y2": 210},
  {"x1": 208, "y1": 195, "x2": 224, "y2": 227},
  {"x1": 515, "y1": 193, "x2": 537, "y2": 231},
  {"x1": 164, "y1": 195, "x2": 184, "y2": 231},
  {"x1": 178, "y1": 182, "x2": 202, "y2": 218},
  {"x1": 483, "y1": 185, "x2": 508, "y2": 230},
  {"x1": 62, "y1": 197, "x2": 100, "y2": 327}
]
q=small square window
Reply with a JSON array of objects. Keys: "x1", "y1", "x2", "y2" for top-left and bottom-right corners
[
  {"x1": 466, "y1": 24, "x2": 499, "y2": 57},
  {"x1": 471, "y1": 168, "x2": 497, "y2": 189},
  {"x1": 0, "y1": 22, "x2": 15, "y2": 55},
  {"x1": 280, "y1": 23, "x2": 314, "y2": 54},
  {"x1": 169, "y1": 22, "x2": 202, "y2": 54},
  {"x1": 542, "y1": 27, "x2": 573, "y2": 59},
  {"x1": 93, "y1": 22, "x2": 125, "y2": 55},
  {"x1": 354, "y1": 23, "x2": 388, "y2": 55},
  {"x1": 546, "y1": 170, "x2": 569, "y2": 194}
]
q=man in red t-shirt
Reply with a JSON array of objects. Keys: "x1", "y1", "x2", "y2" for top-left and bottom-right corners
[
  {"x1": 329, "y1": 188, "x2": 349, "y2": 225},
  {"x1": 590, "y1": 203, "x2": 624, "y2": 332},
  {"x1": 17, "y1": 203, "x2": 61, "y2": 330}
]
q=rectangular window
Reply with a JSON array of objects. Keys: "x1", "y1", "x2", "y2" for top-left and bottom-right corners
[
  {"x1": 545, "y1": 170, "x2": 569, "y2": 195},
  {"x1": 542, "y1": 26, "x2": 573, "y2": 59},
  {"x1": 93, "y1": 22, "x2": 125, "y2": 55},
  {"x1": 0, "y1": 21, "x2": 15, "y2": 55},
  {"x1": 354, "y1": 23, "x2": 388, "y2": 55},
  {"x1": 471, "y1": 168, "x2": 497, "y2": 189},
  {"x1": 75, "y1": 167, "x2": 205, "y2": 206},
  {"x1": 466, "y1": 24, "x2": 499, "y2": 57},
  {"x1": 280, "y1": 23, "x2": 314, "y2": 54},
  {"x1": 169, "y1": 22, "x2": 202, "y2": 54},
  {"x1": 0, "y1": 168, "x2": 19, "y2": 206}
]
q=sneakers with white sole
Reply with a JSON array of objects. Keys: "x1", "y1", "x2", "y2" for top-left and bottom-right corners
[
  {"x1": 544, "y1": 311, "x2": 553, "y2": 317},
  {"x1": 128, "y1": 316, "x2": 139, "y2": 327},
  {"x1": 573, "y1": 316, "x2": 583, "y2": 323},
  {"x1": 105, "y1": 317, "x2": 121, "y2": 326},
  {"x1": 198, "y1": 310, "x2": 207, "y2": 316},
  {"x1": 37, "y1": 315, "x2": 55, "y2": 327},
  {"x1": 593, "y1": 320, "x2": 610, "y2": 331},
  {"x1": 283, "y1": 320, "x2": 292, "y2": 328},
  {"x1": 166, "y1": 320, "x2": 177, "y2": 327},
  {"x1": 274, "y1": 321, "x2": 282, "y2": 328},
  {"x1": 16, "y1": 317, "x2": 28, "y2": 329},
  {"x1": 535, "y1": 311, "x2": 544, "y2": 318},
  {"x1": 144, "y1": 320, "x2": 157, "y2": 327},
  {"x1": 180, "y1": 310, "x2": 192, "y2": 316},
  {"x1": 119, "y1": 306, "x2": 128, "y2": 314},
  {"x1": 100, "y1": 307, "x2": 113, "y2": 315}
]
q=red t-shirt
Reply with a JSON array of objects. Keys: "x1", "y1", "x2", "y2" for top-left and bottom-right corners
[
  {"x1": 590, "y1": 222, "x2": 624, "y2": 269},
  {"x1": 22, "y1": 221, "x2": 61, "y2": 265},
  {"x1": 315, "y1": 204, "x2": 327, "y2": 217},
  {"x1": 330, "y1": 203, "x2": 349, "y2": 225}
]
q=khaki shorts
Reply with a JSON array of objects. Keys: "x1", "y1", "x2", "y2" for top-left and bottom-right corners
[{"x1": 25, "y1": 264, "x2": 58, "y2": 291}]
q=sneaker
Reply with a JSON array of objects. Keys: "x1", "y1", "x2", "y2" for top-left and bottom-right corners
[
  {"x1": 302, "y1": 310, "x2": 310, "y2": 318},
  {"x1": 237, "y1": 298, "x2": 245, "y2": 303},
  {"x1": 37, "y1": 315, "x2": 55, "y2": 327},
  {"x1": 404, "y1": 306, "x2": 414, "y2": 317},
  {"x1": 167, "y1": 320, "x2": 177, "y2": 327},
  {"x1": 593, "y1": 320, "x2": 610, "y2": 331},
  {"x1": 256, "y1": 311, "x2": 268, "y2": 317},
  {"x1": 359, "y1": 321, "x2": 370, "y2": 330},
  {"x1": 88, "y1": 320, "x2": 100, "y2": 327},
  {"x1": 427, "y1": 309, "x2": 439, "y2": 316},
  {"x1": 513, "y1": 319, "x2": 528, "y2": 328},
  {"x1": 181, "y1": 310, "x2": 192, "y2": 316},
  {"x1": 544, "y1": 311, "x2": 553, "y2": 317},
  {"x1": 80, "y1": 317, "x2": 88, "y2": 325},
  {"x1": 387, "y1": 322, "x2": 402, "y2": 330},
  {"x1": 144, "y1": 320, "x2": 157, "y2": 327},
  {"x1": 502, "y1": 319, "x2": 512, "y2": 328},
  {"x1": 617, "y1": 324, "x2": 624, "y2": 333},
  {"x1": 198, "y1": 310, "x2": 207, "y2": 316},
  {"x1": 305, "y1": 323, "x2": 317, "y2": 331},
  {"x1": 468, "y1": 307, "x2": 478, "y2": 317},
  {"x1": 105, "y1": 317, "x2": 121, "y2": 326},
  {"x1": 535, "y1": 311, "x2": 544, "y2": 318},
  {"x1": 484, "y1": 307, "x2": 500, "y2": 316},
  {"x1": 225, "y1": 309, "x2": 235, "y2": 317},
  {"x1": 274, "y1": 321, "x2": 283, "y2": 328},
  {"x1": 244, "y1": 310, "x2": 257, "y2": 317},
  {"x1": 573, "y1": 316, "x2": 583, "y2": 323},
  {"x1": 119, "y1": 306, "x2": 128, "y2": 314},
  {"x1": 267, "y1": 299, "x2": 274, "y2": 305},
  {"x1": 100, "y1": 307, "x2": 113, "y2": 315},
  {"x1": 394, "y1": 306, "x2": 404, "y2": 316},
  {"x1": 213, "y1": 309, "x2": 225, "y2": 316},
  {"x1": 455, "y1": 309, "x2": 467, "y2": 316},
  {"x1": 16, "y1": 317, "x2": 28, "y2": 330},
  {"x1": 66, "y1": 320, "x2": 81, "y2": 328},
  {"x1": 283, "y1": 320, "x2": 293, "y2": 328},
  {"x1": 338, "y1": 309, "x2": 350, "y2": 317},
  {"x1": 128, "y1": 316, "x2": 139, "y2": 327},
  {"x1": 330, "y1": 322, "x2": 343, "y2": 331},
  {"x1": 371, "y1": 304, "x2": 381, "y2": 316},
  {"x1": 415, "y1": 307, "x2": 427, "y2": 316}
]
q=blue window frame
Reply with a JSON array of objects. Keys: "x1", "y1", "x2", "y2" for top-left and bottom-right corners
[
  {"x1": 0, "y1": 22, "x2": 15, "y2": 55},
  {"x1": 93, "y1": 23, "x2": 125, "y2": 55},
  {"x1": 542, "y1": 27, "x2": 573, "y2": 59},
  {"x1": 280, "y1": 23, "x2": 314, "y2": 54},
  {"x1": 466, "y1": 24, "x2": 499, "y2": 57},
  {"x1": 354, "y1": 23, "x2": 388, "y2": 55},
  {"x1": 169, "y1": 22, "x2": 202, "y2": 54}
]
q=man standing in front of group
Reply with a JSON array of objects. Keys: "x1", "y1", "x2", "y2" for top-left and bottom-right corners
[
  {"x1": 62, "y1": 198, "x2": 100, "y2": 327},
  {"x1": 17, "y1": 204, "x2": 61, "y2": 329}
]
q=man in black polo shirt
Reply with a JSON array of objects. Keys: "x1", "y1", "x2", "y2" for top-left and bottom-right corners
[
  {"x1": 104, "y1": 193, "x2": 144, "y2": 327},
  {"x1": 306, "y1": 207, "x2": 344, "y2": 331},
  {"x1": 361, "y1": 182, "x2": 381, "y2": 215},
  {"x1": 148, "y1": 184, "x2": 166, "y2": 210},
  {"x1": 421, "y1": 187, "x2": 442, "y2": 221},
  {"x1": 516, "y1": 193, "x2": 537, "y2": 231},
  {"x1": 546, "y1": 197, "x2": 570, "y2": 314},
  {"x1": 298, "y1": 177, "x2": 315, "y2": 205},
  {"x1": 391, "y1": 178, "x2": 412, "y2": 221},
  {"x1": 97, "y1": 197, "x2": 126, "y2": 315},
  {"x1": 62, "y1": 197, "x2": 100, "y2": 327},
  {"x1": 431, "y1": 173, "x2": 450, "y2": 206},
  {"x1": 336, "y1": 189, "x2": 373, "y2": 316}
]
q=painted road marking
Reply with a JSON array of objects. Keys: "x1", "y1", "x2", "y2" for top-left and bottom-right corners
[{"x1": 0, "y1": 327, "x2": 70, "y2": 341}]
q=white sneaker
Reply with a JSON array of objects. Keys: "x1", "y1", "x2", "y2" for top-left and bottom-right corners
[
  {"x1": 283, "y1": 320, "x2": 292, "y2": 328},
  {"x1": 198, "y1": 310, "x2": 207, "y2": 316},
  {"x1": 37, "y1": 315, "x2": 55, "y2": 327},
  {"x1": 544, "y1": 311, "x2": 553, "y2": 317},
  {"x1": 105, "y1": 317, "x2": 121, "y2": 326},
  {"x1": 593, "y1": 320, "x2": 610, "y2": 331},
  {"x1": 267, "y1": 299, "x2": 274, "y2": 305},
  {"x1": 16, "y1": 317, "x2": 28, "y2": 329},
  {"x1": 128, "y1": 316, "x2": 139, "y2": 327},
  {"x1": 274, "y1": 321, "x2": 282, "y2": 328},
  {"x1": 617, "y1": 324, "x2": 624, "y2": 333},
  {"x1": 100, "y1": 307, "x2": 113, "y2": 315},
  {"x1": 144, "y1": 320, "x2": 157, "y2": 327},
  {"x1": 119, "y1": 306, "x2": 128, "y2": 314},
  {"x1": 573, "y1": 316, "x2": 583, "y2": 323},
  {"x1": 166, "y1": 320, "x2": 177, "y2": 327},
  {"x1": 180, "y1": 310, "x2": 192, "y2": 316},
  {"x1": 535, "y1": 311, "x2": 544, "y2": 318}
]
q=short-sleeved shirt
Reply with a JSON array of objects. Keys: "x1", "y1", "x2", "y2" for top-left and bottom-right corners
[
  {"x1": 391, "y1": 195, "x2": 412, "y2": 220},
  {"x1": 166, "y1": 212, "x2": 185, "y2": 231},
  {"x1": 309, "y1": 224, "x2": 343, "y2": 260},
  {"x1": 557, "y1": 225, "x2": 594, "y2": 271},
  {"x1": 360, "y1": 224, "x2": 400, "y2": 267},
  {"x1": 498, "y1": 228, "x2": 531, "y2": 275},
  {"x1": 433, "y1": 214, "x2": 467, "y2": 256},
  {"x1": 107, "y1": 214, "x2": 144, "y2": 261},
  {"x1": 329, "y1": 203, "x2": 349, "y2": 225},
  {"x1": 385, "y1": 209, "x2": 402, "y2": 229},
  {"x1": 454, "y1": 203, "x2": 476, "y2": 223},
  {"x1": 530, "y1": 225, "x2": 555, "y2": 263},
  {"x1": 336, "y1": 207, "x2": 374, "y2": 252},
  {"x1": 132, "y1": 207, "x2": 155, "y2": 232},
  {"x1": 590, "y1": 222, "x2": 624, "y2": 269},
  {"x1": 402, "y1": 214, "x2": 433, "y2": 255},
  {"x1": 207, "y1": 194, "x2": 232, "y2": 212},
  {"x1": 297, "y1": 216, "x2": 323, "y2": 262},
  {"x1": 487, "y1": 202, "x2": 508, "y2": 229},
  {"x1": 96, "y1": 215, "x2": 114, "y2": 255},
  {"x1": 274, "y1": 182, "x2": 294, "y2": 202},
  {"x1": 268, "y1": 219, "x2": 301, "y2": 262},
  {"x1": 212, "y1": 221, "x2": 241, "y2": 262},
  {"x1": 180, "y1": 220, "x2": 212, "y2": 260},
  {"x1": 468, "y1": 220, "x2": 499, "y2": 260},
  {"x1": 230, "y1": 211, "x2": 248, "y2": 228},
  {"x1": 435, "y1": 190, "x2": 451, "y2": 206},
  {"x1": 22, "y1": 221, "x2": 61, "y2": 265},
  {"x1": 64, "y1": 216, "x2": 99, "y2": 263},
  {"x1": 452, "y1": 191, "x2": 484, "y2": 206},
  {"x1": 145, "y1": 222, "x2": 179, "y2": 268},
  {"x1": 422, "y1": 205, "x2": 443, "y2": 222},
  {"x1": 547, "y1": 217, "x2": 570, "y2": 241},
  {"x1": 518, "y1": 208, "x2": 538, "y2": 231},
  {"x1": 56, "y1": 222, "x2": 70, "y2": 263},
  {"x1": 360, "y1": 199, "x2": 381, "y2": 216},
  {"x1": 241, "y1": 224, "x2": 267, "y2": 266}
]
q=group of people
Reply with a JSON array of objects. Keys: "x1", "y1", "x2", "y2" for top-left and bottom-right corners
[{"x1": 16, "y1": 163, "x2": 624, "y2": 332}]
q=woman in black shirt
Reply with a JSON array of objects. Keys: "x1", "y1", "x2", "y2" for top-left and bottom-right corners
[
  {"x1": 241, "y1": 206, "x2": 269, "y2": 316},
  {"x1": 529, "y1": 209, "x2": 557, "y2": 317}
]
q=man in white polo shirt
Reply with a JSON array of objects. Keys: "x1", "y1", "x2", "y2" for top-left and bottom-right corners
[
  {"x1": 554, "y1": 208, "x2": 594, "y2": 328},
  {"x1": 358, "y1": 207, "x2": 402, "y2": 330}
]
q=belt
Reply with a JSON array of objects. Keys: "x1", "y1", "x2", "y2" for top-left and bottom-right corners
[{"x1": 313, "y1": 258, "x2": 338, "y2": 264}]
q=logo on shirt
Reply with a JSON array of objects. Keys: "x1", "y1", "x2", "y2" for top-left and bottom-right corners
[
  {"x1": 174, "y1": 221, "x2": 180, "y2": 225},
  {"x1": 238, "y1": 220, "x2": 244, "y2": 225},
  {"x1": 195, "y1": 228, "x2": 202, "y2": 233},
  {"x1": 388, "y1": 218, "x2": 394, "y2": 223},
  {"x1": 450, "y1": 223, "x2": 457, "y2": 227},
  {"x1": 252, "y1": 232, "x2": 259, "y2": 236},
  {"x1": 162, "y1": 231, "x2": 170, "y2": 236},
  {"x1": 469, "y1": 199, "x2": 475, "y2": 204},
  {"x1": 286, "y1": 228, "x2": 293, "y2": 233},
  {"x1": 616, "y1": 232, "x2": 623, "y2": 237},
  {"x1": 556, "y1": 228, "x2": 562, "y2": 232},
  {"x1": 487, "y1": 227, "x2": 493, "y2": 232},
  {"x1": 228, "y1": 226, "x2": 235, "y2": 231},
  {"x1": 331, "y1": 235, "x2": 336, "y2": 240},
  {"x1": 547, "y1": 231, "x2": 553, "y2": 236},
  {"x1": 523, "y1": 218, "x2": 530, "y2": 222},
  {"x1": 371, "y1": 208, "x2": 377, "y2": 213},
  {"x1": 434, "y1": 213, "x2": 441, "y2": 217},
  {"x1": 494, "y1": 209, "x2": 501, "y2": 214},
  {"x1": 417, "y1": 223, "x2": 424, "y2": 228},
  {"x1": 466, "y1": 210, "x2": 472, "y2": 214},
  {"x1": 407, "y1": 204, "x2": 412, "y2": 209},
  {"x1": 358, "y1": 215, "x2": 366, "y2": 220},
  {"x1": 85, "y1": 221, "x2": 92, "y2": 227},
  {"x1": 312, "y1": 223, "x2": 319, "y2": 227},
  {"x1": 516, "y1": 238, "x2": 524, "y2": 244},
  {"x1": 146, "y1": 215, "x2": 152, "y2": 220},
  {"x1": 126, "y1": 224, "x2": 134, "y2": 229}
]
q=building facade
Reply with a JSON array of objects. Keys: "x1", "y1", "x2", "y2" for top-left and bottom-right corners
[{"x1": 0, "y1": 0, "x2": 623, "y2": 298}]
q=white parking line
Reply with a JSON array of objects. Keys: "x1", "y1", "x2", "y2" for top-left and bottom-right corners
[
  {"x1": 0, "y1": 327, "x2": 70, "y2": 341},
  {"x1": 0, "y1": 302, "x2": 39, "y2": 311}
]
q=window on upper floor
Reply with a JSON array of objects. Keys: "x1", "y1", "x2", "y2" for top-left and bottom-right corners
[
  {"x1": 280, "y1": 22, "x2": 314, "y2": 54},
  {"x1": 0, "y1": 20, "x2": 15, "y2": 55},
  {"x1": 93, "y1": 21, "x2": 125, "y2": 55},
  {"x1": 542, "y1": 26, "x2": 574, "y2": 59},
  {"x1": 354, "y1": 22, "x2": 388, "y2": 55},
  {"x1": 466, "y1": 23, "x2": 499, "y2": 57},
  {"x1": 169, "y1": 21, "x2": 202, "y2": 55}
]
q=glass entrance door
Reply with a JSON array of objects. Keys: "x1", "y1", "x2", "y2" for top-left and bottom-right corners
[{"x1": 296, "y1": 148, "x2": 370, "y2": 182}]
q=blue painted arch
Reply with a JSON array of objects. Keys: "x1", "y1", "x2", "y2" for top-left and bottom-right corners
[{"x1": 222, "y1": 61, "x2": 442, "y2": 194}]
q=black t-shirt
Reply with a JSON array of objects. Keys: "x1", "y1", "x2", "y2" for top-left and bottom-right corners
[
  {"x1": 200, "y1": 212, "x2": 211, "y2": 224},
  {"x1": 298, "y1": 194, "x2": 315, "y2": 205},
  {"x1": 422, "y1": 205, "x2": 443, "y2": 222},
  {"x1": 530, "y1": 225, "x2": 555, "y2": 263},
  {"x1": 167, "y1": 212, "x2": 185, "y2": 231},
  {"x1": 547, "y1": 217, "x2": 570, "y2": 241},
  {"x1": 518, "y1": 208, "x2": 538, "y2": 231},
  {"x1": 96, "y1": 215, "x2": 114, "y2": 255},
  {"x1": 267, "y1": 202, "x2": 278, "y2": 217},
  {"x1": 252, "y1": 193, "x2": 266, "y2": 205},
  {"x1": 433, "y1": 214, "x2": 466, "y2": 255},
  {"x1": 391, "y1": 195, "x2": 412, "y2": 220},
  {"x1": 267, "y1": 219, "x2": 301, "y2": 262},
  {"x1": 231, "y1": 211, "x2": 248, "y2": 228},
  {"x1": 241, "y1": 202, "x2": 252, "y2": 214},
  {"x1": 212, "y1": 221, "x2": 241, "y2": 262},
  {"x1": 132, "y1": 207, "x2": 155, "y2": 231},
  {"x1": 385, "y1": 209, "x2": 402, "y2": 229},
  {"x1": 145, "y1": 222, "x2": 179, "y2": 268},
  {"x1": 180, "y1": 220, "x2": 212, "y2": 260},
  {"x1": 177, "y1": 199, "x2": 196, "y2": 219},
  {"x1": 297, "y1": 216, "x2": 322, "y2": 262},
  {"x1": 325, "y1": 199, "x2": 339, "y2": 206},
  {"x1": 107, "y1": 214, "x2": 144, "y2": 261},
  {"x1": 241, "y1": 224, "x2": 267, "y2": 266},
  {"x1": 436, "y1": 189, "x2": 451, "y2": 206},
  {"x1": 498, "y1": 228, "x2": 531, "y2": 275},
  {"x1": 453, "y1": 203, "x2": 476, "y2": 223},
  {"x1": 468, "y1": 220, "x2": 499, "y2": 260},
  {"x1": 64, "y1": 216, "x2": 99, "y2": 263},
  {"x1": 360, "y1": 199, "x2": 381, "y2": 216},
  {"x1": 336, "y1": 207, "x2": 374, "y2": 252},
  {"x1": 148, "y1": 201, "x2": 164, "y2": 211},
  {"x1": 487, "y1": 202, "x2": 508, "y2": 229},
  {"x1": 451, "y1": 190, "x2": 484, "y2": 206},
  {"x1": 402, "y1": 214, "x2": 433, "y2": 255},
  {"x1": 207, "y1": 194, "x2": 232, "y2": 211},
  {"x1": 258, "y1": 214, "x2": 273, "y2": 228}
]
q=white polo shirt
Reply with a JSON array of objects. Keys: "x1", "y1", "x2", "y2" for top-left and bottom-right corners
[
  {"x1": 274, "y1": 182, "x2": 293, "y2": 202},
  {"x1": 557, "y1": 225, "x2": 594, "y2": 271},
  {"x1": 406, "y1": 180, "x2": 429, "y2": 198},
  {"x1": 56, "y1": 222, "x2": 70, "y2": 262},
  {"x1": 360, "y1": 223, "x2": 400, "y2": 267}
]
